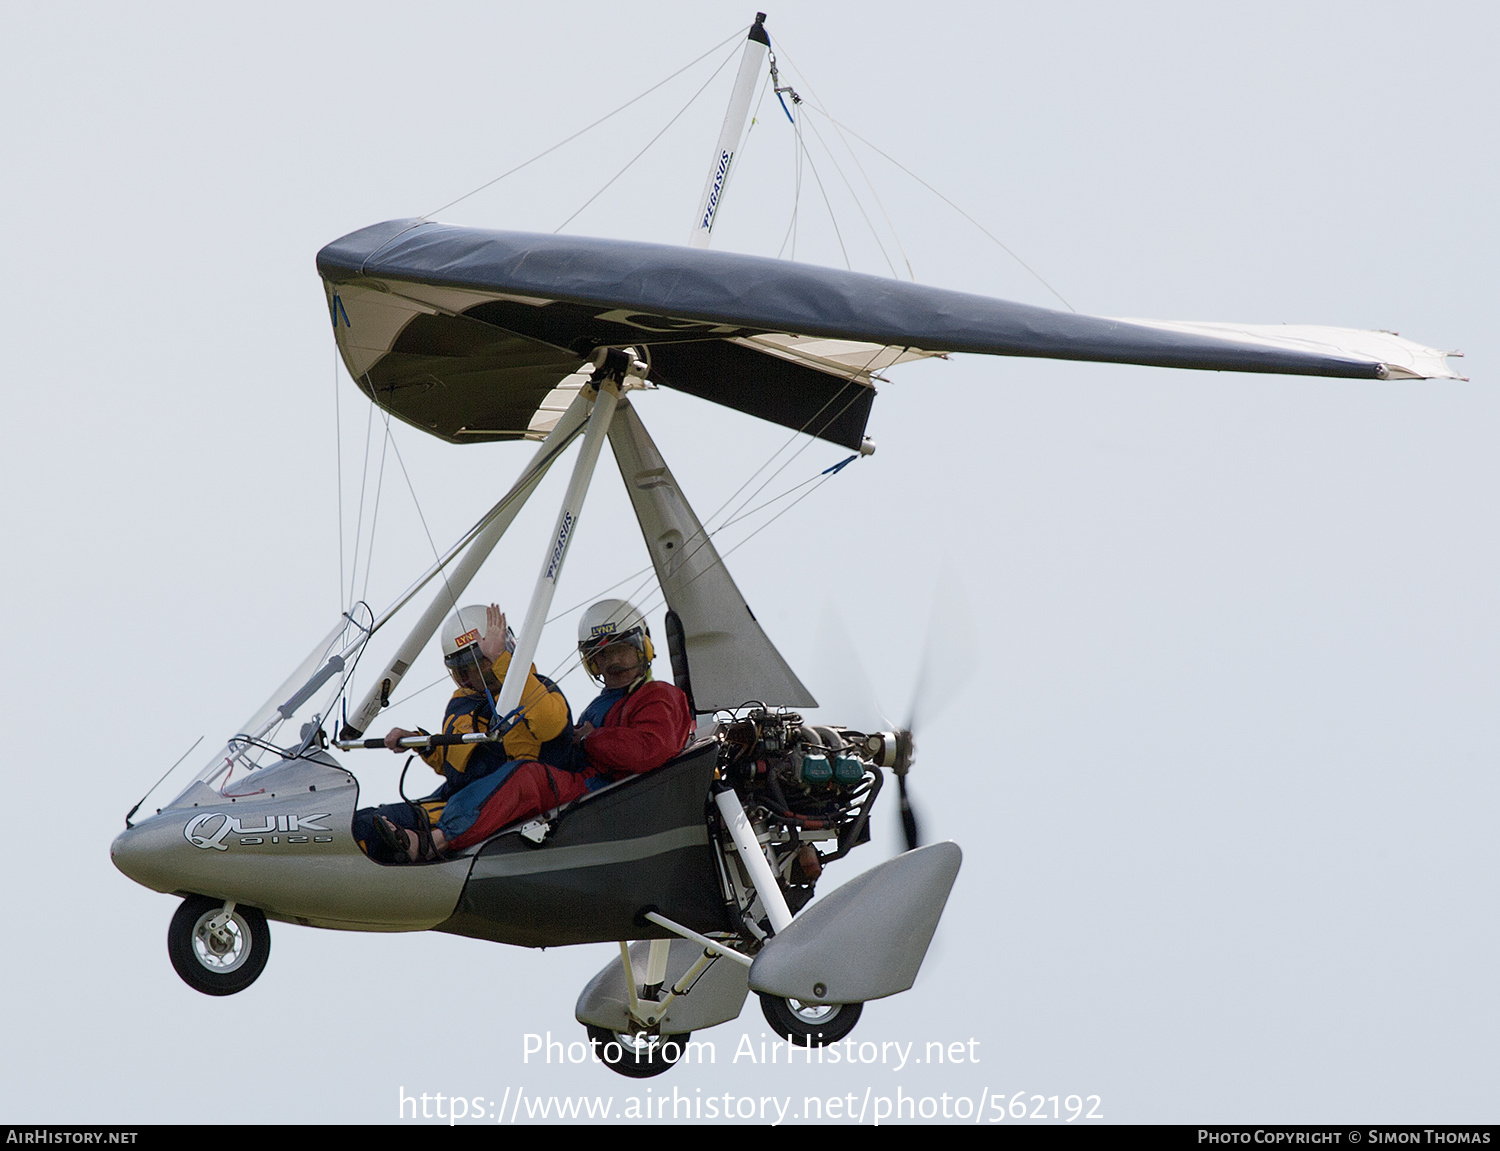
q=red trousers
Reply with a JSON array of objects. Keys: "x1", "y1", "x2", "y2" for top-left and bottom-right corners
[{"x1": 443, "y1": 761, "x2": 589, "y2": 852}]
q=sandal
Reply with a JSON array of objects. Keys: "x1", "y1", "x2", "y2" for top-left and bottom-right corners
[
  {"x1": 409, "y1": 803, "x2": 439, "y2": 862},
  {"x1": 373, "y1": 814, "x2": 412, "y2": 864}
]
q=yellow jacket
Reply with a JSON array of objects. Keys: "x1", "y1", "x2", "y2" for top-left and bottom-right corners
[{"x1": 419, "y1": 650, "x2": 571, "y2": 780}]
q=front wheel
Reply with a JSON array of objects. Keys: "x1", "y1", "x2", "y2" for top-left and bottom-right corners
[
  {"x1": 167, "y1": 895, "x2": 270, "y2": 996},
  {"x1": 585, "y1": 1025, "x2": 691, "y2": 1079},
  {"x1": 759, "y1": 994, "x2": 863, "y2": 1046}
]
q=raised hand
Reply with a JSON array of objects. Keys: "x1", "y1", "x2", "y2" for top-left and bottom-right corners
[{"x1": 478, "y1": 603, "x2": 509, "y2": 662}]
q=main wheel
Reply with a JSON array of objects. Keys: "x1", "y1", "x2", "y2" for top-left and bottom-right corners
[
  {"x1": 585, "y1": 1025, "x2": 692, "y2": 1079},
  {"x1": 759, "y1": 994, "x2": 863, "y2": 1046},
  {"x1": 167, "y1": 895, "x2": 270, "y2": 996}
]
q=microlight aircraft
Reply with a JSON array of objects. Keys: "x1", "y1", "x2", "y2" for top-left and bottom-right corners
[{"x1": 110, "y1": 15, "x2": 1462, "y2": 1078}]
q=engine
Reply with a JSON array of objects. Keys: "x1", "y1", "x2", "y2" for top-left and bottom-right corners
[{"x1": 712, "y1": 708, "x2": 901, "y2": 930}]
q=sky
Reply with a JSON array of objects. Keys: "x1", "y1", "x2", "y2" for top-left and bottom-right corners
[{"x1": 1, "y1": 0, "x2": 1496, "y2": 1126}]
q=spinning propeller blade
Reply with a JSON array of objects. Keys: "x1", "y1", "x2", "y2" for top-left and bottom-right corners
[
  {"x1": 905, "y1": 562, "x2": 978, "y2": 736},
  {"x1": 897, "y1": 774, "x2": 920, "y2": 852},
  {"x1": 810, "y1": 606, "x2": 890, "y2": 735},
  {"x1": 814, "y1": 565, "x2": 975, "y2": 854}
]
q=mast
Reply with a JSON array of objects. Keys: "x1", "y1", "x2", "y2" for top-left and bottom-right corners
[{"x1": 687, "y1": 12, "x2": 770, "y2": 248}]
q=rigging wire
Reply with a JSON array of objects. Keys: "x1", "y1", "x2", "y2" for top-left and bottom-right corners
[
  {"x1": 387, "y1": 673, "x2": 452, "y2": 711},
  {"x1": 769, "y1": 35, "x2": 1072, "y2": 310},
  {"x1": 339, "y1": 30, "x2": 962, "y2": 711},
  {"x1": 546, "y1": 562, "x2": 657, "y2": 626},
  {"x1": 606, "y1": 451, "x2": 853, "y2": 644},
  {"x1": 553, "y1": 41, "x2": 741, "y2": 233},
  {"x1": 535, "y1": 436, "x2": 865, "y2": 689},
  {"x1": 676, "y1": 366, "x2": 866, "y2": 559},
  {"x1": 366, "y1": 379, "x2": 506, "y2": 721},
  {"x1": 232, "y1": 32, "x2": 917, "y2": 751},
  {"x1": 522, "y1": 43, "x2": 934, "y2": 648},
  {"x1": 345, "y1": 399, "x2": 376, "y2": 610},
  {"x1": 377, "y1": 404, "x2": 456, "y2": 598},
  {"x1": 617, "y1": 365, "x2": 882, "y2": 640},
  {"x1": 639, "y1": 465, "x2": 845, "y2": 618},
  {"x1": 806, "y1": 106, "x2": 914, "y2": 281},
  {"x1": 714, "y1": 374, "x2": 867, "y2": 529},
  {"x1": 714, "y1": 460, "x2": 846, "y2": 533},
  {"x1": 776, "y1": 102, "x2": 803, "y2": 260},
  {"x1": 360, "y1": 404, "x2": 394, "y2": 605},
  {"x1": 573, "y1": 434, "x2": 863, "y2": 642},
  {"x1": 537, "y1": 365, "x2": 881, "y2": 691},
  {"x1": 704, "y1": 342, "x2": 888, "y2": 540},
  {"x1": 765, "y1": 62, "x2": 852, "y2": 272},
  {"x1": 811, "y1": 107, "x2": 1076, "y2": 313},
  {"x1": 535, "y1": 376, "x2": 862, "y2": 633},
  {"x1": 659, "y1": 369, "x2": 878, "y2": 594},
  {"x1": 797, "y1": 110, "x2": 899, "y2": 279},
  {"x1": 334, "y1": 345, "x2": 345, "y2": 614},
  {"x1": 765, "y1": 38, "x2": 913, "y2": 280},
  {"x1": 421, "y1": 26, "x2": 748, "y2": 220},
  {"x1": 793, "y1": 112, "x2": 851, "y2": 271}
]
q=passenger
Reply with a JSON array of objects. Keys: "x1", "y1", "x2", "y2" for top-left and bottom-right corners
[
  {"x1": 380, "y1": 598, "x2": 693, "y2": 860},
  {"x1": 561, "y1": 598, "x2": 698, "y2": 785},
  {"x1": 353, "y1": 603, "x2": 571, "y2": 864}
]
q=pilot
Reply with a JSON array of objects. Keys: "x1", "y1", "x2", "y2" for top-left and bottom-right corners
[
  {"x1": 353, "y1": 603, "x2": 571, "y2": 864},
  {"x1": 380, "y1": 598, "x2": 694, "y2": 860}
]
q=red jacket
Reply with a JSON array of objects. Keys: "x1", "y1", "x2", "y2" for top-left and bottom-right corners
[{"x1": 584, "y1": 680, "x2": 694, "y2": 777}]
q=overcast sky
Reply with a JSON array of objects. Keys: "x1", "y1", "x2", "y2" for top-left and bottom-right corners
[{"x1": 1, "y1": 1, "x2": 1495, "y2": 1126}]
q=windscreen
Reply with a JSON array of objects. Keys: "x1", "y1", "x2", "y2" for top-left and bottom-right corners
[{"x1": 164, "y1": 605, "x2": 374, "y2": 805}]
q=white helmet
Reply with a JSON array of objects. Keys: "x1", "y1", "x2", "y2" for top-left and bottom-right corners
[
  {"x1": 577, "y1": 599, "x2": 653, "y2": 681},
  {"x1": 441, "y1": 605, "x2": 488, "y2": 660},
  {"x1": 440, "y1": 604, "x2": 511, "y2": 687}
]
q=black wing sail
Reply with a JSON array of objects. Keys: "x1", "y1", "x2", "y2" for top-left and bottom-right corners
[{"x1": 317, "y1": 219, "x2": 1460, "y2": 449}]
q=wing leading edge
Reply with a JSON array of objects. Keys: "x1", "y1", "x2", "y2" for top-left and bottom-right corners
[{"x1": 317, "y1": 219, "x2": 1462, "y2": 449}]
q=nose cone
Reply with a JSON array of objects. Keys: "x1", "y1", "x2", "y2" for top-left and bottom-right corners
[
  {"x1": 111, "y1": 818, "x2": 180, "y2": 894},
  {"x1": 110, "y1": 822, "x2": 148, "y2": 884}
]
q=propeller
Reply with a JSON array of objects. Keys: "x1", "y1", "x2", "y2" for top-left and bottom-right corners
[
  {"x1": 856, "y1": 724, "x2": 920, "y2": 849},
  {"x1": 812, "y1": 565, "x2": 975, "y2": 853}
]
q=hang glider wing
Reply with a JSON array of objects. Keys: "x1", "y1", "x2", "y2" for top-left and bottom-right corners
[{"x1": 317, "y1": 219, "x2": 1463, "y2": 450}]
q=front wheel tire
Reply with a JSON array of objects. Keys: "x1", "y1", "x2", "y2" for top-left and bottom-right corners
[
  {"x1": 585, "y1": 1025, "x2": 691, "y2": 1079},
  {"x1": 167, "y1": 895, "x2": 270, "y2": 996},
  {"x1": 759, "y1": 994, "x2": 863, "y2": 1046}
]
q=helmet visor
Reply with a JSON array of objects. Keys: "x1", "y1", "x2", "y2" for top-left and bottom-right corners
[
  {"x1": 579, "y1": 627, "x2": 645, "y2": 664},
  {"x1": 445, "y1": 646, "x2": 490, "y2": 690}
]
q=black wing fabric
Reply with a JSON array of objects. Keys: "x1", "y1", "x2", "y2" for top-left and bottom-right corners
[{"x1": 317, "y1": 218, "x2": 1395, "y2": 448}]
